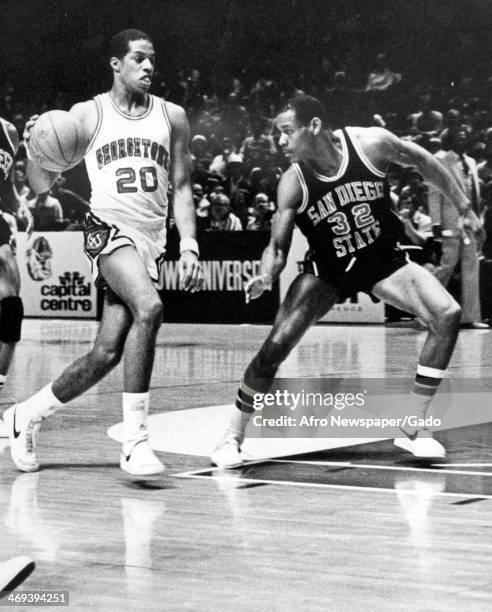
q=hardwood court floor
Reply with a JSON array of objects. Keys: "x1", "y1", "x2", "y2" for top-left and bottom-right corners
[{"x1": 1, "y1": 319, "x2": 491, "y2": 611}]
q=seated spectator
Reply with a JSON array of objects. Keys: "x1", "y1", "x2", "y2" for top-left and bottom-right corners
[
  {"x1": 240, "y1": 117, "x2": 277, "y2": 173},
  {"x1": 230, "y1": 188, "x2": 251, "y2": 228},
  {"x1": 190, "y1": 134, "x2": 212, "y2": 167},
  {"x1": 399, "y1": 167, "x2": 428, "y2": 211},
  {"x1": 365, "y1": 54, "x2": 401, "y2": 92},
  {"x1": 207, "y1": 194, "x2": 242, "y2": 231},
  {"x1": 224, "y1": 154, "x2": 251, "y2": 197},
  {"x1": 192, "y1": 183, "x2": 210, "y2": 218},
  {"x1": 28, "y1": 192, "x2": 66, "y2": 231},
  {"x1": 408, "y1": 94, "x2": 443, "y2": 139},
  {"x1": 246, "y1": 193, "x2": 275, "y2": 231},
  {"x1": 209, "y1": 138, "x2": 235, "y2": 179},
  {"x1": 50, "y1": 175, "x2": 90, "y2": 226}
]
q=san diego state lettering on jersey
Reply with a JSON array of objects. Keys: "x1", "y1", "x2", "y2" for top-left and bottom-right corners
[
  {"x1": 294, "y1": 127, "x2": 401, "y2": 266},
  {"x1": 0, "y1": 119, "x2": 15, "y2": 183},
  {"x1": 85, "y1": 93, "x2": 171, "y2": 231}
]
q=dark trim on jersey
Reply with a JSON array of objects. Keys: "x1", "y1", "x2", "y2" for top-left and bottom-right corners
[
  {"x1": 160, "y1": 99, "x2": 172, "y2": 136},
  {"x1": 86, "y1": 97, "x2": 103, "y2": 154},
  {"x1": 292, "y1": 163, "x2": 309, "y2": 213},
  {"x1": 106, "y1": 92, "x2": 154, "y2": 120},
  {"x1": 303, "y1": 129, "x2": 349, "y2": 183},
  {"x1": 345, "y1": 127, "x2": 386, "y2": 178}
]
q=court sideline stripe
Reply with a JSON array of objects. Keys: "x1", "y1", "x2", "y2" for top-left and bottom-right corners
[
  {"x1": 268, "y1": 459, "x2": 492, "y2": 478},
  {"x1": 174, "y1": 473, "x2": 492, "y2": 500}
]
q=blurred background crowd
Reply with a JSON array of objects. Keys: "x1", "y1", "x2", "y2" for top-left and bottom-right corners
[{"x1": 1, "y1": 0, "x2": 490, "y2": 249}]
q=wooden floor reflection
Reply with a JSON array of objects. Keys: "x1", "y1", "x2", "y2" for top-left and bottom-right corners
[{"x1": 1, "y1": 319, "x2": 491, "y2": 611}]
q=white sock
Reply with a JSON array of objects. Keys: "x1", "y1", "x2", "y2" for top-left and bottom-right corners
[
  {"x1": 122, "y1": 392, "x2": 149, "y2": 444},
  {"x1": 225, "y1": 409, "x2": 252, "y2": 445},
  {"x1": 21, "y1": 383, "x2": 64, "y2": 418}
]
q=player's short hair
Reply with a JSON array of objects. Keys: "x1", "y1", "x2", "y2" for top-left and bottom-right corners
[
  {"x1": 281, "y1": 95, "x2": 330, "y2": 129},
  {"x1": 107, "y1": 29, "x2": 153, "y2": 60}
]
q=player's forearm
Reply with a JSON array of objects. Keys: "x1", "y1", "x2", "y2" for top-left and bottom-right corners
[
  {"x1": 173, "y1": 187, "x2": 197, "y2": 241},
  {"x1": 26, "y1": 160, "x2": 59, "y2": 194},
  {"x1": 260, "y1": 241, "x2": 287, "y2": 284}
]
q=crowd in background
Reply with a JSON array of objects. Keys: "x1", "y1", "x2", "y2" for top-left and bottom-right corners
[{"x1": 2, "y1": 50, "x2": 492, "y2": 256}]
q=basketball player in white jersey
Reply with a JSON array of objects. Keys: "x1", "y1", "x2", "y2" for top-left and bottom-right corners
[{"x1": 3, "y1": 30, "x2": 203, "y2": 475}]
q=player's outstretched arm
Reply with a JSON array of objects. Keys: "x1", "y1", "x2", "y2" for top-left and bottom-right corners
[
  {"x1": 245, "y1": 167, "x2": 300, "y2": 302},
  {"x1": 167, "y1": 103, "x2": 203, "y2": 292},
  {"x1": 378, "y1": 128, "x2": 470, "y2": 215}
]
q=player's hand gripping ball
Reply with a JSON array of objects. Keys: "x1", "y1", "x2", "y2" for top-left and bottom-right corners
[{"x1": 27, "y1": 111, "x2": 89, "y2": 172}]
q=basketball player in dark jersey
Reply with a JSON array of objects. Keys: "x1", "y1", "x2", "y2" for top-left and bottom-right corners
[
  {"x1": 0, "y1": 118, "x2": 23, "y2": 406},
  {"x1": 213, "y1": 95, "x2": 480, "y2": 467}
]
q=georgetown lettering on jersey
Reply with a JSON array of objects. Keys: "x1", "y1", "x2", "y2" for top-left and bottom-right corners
[{"x1": 95, "y1": 138, "x2": 169, "y2": 171}]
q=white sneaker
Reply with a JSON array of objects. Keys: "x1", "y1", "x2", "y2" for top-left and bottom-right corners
[
  {"x1": 0, "y1": 556, "x2": 36, "y2": 596},
  {"x1": 3, "y1": 405, "x2": 43, "y2": 473},
  {"x1": 211, "y1": 437, "x2": 243, "y2": 468},
  {"x1": 120, "y1": 438, "x2": 165, "y2": 476},
  {"x1": 394, "y1": 429, "x2": 445, "y2": 460}
]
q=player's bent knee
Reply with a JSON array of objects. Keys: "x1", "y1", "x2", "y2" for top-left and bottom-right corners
[
  {"x1": 92, "y1": 344, "x2": 123, "y2": 369},
  {"x1": 432, "y1": 299, "x2": 461, "y2": 333},
  {"x1": 0, "y1": 296, "x2": 23, "y2": 343},
  {"x1": 135, "y1": 299, "x2": 163, "y2": 327}
]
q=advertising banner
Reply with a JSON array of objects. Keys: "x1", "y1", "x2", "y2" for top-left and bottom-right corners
[
  {"x1": 159, "y1": 229, "x2": 279, "y2": 324},
  {"x1": 16, "y1": 232, "x2": 97, "y2": 318}
]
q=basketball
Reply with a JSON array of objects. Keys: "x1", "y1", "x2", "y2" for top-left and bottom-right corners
[{"x1": 28, "y1": 110, "x2": 89, "y2": 172}]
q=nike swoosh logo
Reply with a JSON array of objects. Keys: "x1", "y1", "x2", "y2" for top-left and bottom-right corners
[
  {"x1": 399, "y1": 428, "x2": 418, "y2": 440},
  {"x1": 13, "y1": 409, "x2": 21, "y2": 439}
]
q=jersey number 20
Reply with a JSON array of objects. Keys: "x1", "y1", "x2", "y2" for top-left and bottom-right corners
[{"x1": 116, "y1": 167, "x2": 158, "y2": 193}]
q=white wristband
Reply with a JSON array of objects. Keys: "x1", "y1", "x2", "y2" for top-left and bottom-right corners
[{"x1": 180, "y1": 237, "x2": 199, "y2": 256}]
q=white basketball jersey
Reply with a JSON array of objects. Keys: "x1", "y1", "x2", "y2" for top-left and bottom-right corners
[{"x1": 85, "y1": 93, "x2": 171, "y2": 230}]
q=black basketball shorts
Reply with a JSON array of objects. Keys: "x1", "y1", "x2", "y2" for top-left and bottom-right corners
[{"x1": 301, "y1": 245, "x2": 410, "y2": 301}]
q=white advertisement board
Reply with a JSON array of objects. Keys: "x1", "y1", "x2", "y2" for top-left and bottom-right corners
[
  {"x1": 280, "y1": 229, "x2": 385, "y2": 324},
  {"x1": 16, "y1": 232, "x2": 97, "y2": 318}
]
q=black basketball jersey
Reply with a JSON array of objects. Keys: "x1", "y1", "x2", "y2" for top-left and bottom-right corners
[
  {"x1": 293, "y1": 127, "x2": 402, "y2": 270},
  {"x1": 0, "y1": 118, "x2": 15, "y2": 183}
]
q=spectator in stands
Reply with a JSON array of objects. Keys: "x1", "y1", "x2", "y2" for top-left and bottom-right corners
[
  {"x1": 240, "y1": 117, "x2": 277, "y2": 173},
  {"x1": 50, "y1": 175, "x2": 90, "y2": 227},
  {"x1": 408, "y1": 94, "x2": 443, "y2": 141},
  {"x1": 192, "y1": 183, "x2": 210, "y2": 218},
  {"x1": 28, "y1": 192, "x2": 65, "y2": 232},
  {"x1": 428, "y1": 127, "x2": 488, "y2": 328},
  {"x1": 209, "y1": 138, "x2": 234, "y2": 179},
  {"x1": 478, "y1": 134, "x2": 492, "y2": 183},
  {"x1": 365, "y1": 54, "x2": 401, "y2": 92},
  {"x1": 400, "y1": 167, "x2": 428, "y2": 212},
  {"x1": 246, "y1": 193, "x2": 275, "y2": 231},
  {"x1": 223, "y1": 153, "x2": 250, "y2": 197},
  {"x1": 207, "y1": 193, "x2": 242, "y2": 231}
]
